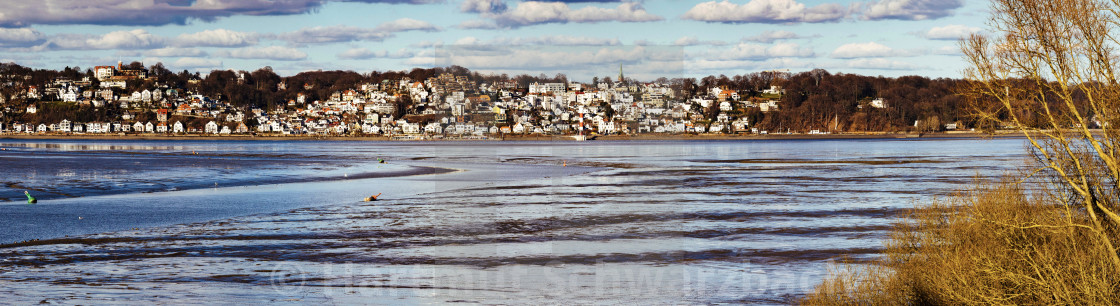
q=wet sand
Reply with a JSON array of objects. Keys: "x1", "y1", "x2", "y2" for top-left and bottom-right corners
[
  {"x1": 0, "y1": 130, "x2": 1032, "y2": 142},
  {"x1": 0, "y1": 138, "x2": 1029, "y2": 304}
]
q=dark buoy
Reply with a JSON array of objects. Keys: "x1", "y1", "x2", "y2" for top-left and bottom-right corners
[
  {"x1": 378, "y1": 158, "x2": 386, "y2": 164},
  {"x1": 24, "y1": 191, "x2": 36, "y2": 204}
]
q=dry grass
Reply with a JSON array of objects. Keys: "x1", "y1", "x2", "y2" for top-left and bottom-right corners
[{"x1": 802, "y1": 181, "x2": 1120, "y2": 305}]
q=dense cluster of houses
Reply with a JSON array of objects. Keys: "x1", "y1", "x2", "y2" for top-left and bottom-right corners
[{"x1": 0, "y1": 63, "x2": 883, "y2": 137}]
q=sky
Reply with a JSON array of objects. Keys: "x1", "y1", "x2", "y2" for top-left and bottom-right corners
[{"x1": 0, "y1": 0, "x2": 988, "y2": 81}]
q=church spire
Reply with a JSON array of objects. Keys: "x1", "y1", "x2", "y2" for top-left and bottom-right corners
[{"x1": 618, "y1": 64, "x2": 624, "y2": 85}]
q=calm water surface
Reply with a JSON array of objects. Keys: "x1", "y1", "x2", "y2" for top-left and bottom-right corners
[{"x1": 0, "y1": 138, "x2": 1027, "y2": 304}]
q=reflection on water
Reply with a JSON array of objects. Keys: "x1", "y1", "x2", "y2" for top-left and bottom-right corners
[{"x1": 0, "y1": 138, "x2": 1027, "y2": 304}]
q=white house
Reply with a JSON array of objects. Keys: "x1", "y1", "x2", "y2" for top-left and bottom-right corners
[
  {"x1": 132, "y1": 121, "x2": 144, "y2": 132},
  {"x1": 173, "y1": 121, "x2": 184, "y2": 133},
  {"x1": 870, "y1": 98, "x2": 887, "y2": 109},
  {"x1": 205, "y1": 121, "x2": 219, "y2": 134}
]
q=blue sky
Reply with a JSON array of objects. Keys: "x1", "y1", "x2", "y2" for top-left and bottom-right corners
[{"x1": 0, "y1": 0, "x2": 987, "y2": 81}]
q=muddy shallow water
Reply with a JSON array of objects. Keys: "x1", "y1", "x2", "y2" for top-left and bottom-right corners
[{"x1": 0, "y1": 138, "x2": 1027, "y2": 304}]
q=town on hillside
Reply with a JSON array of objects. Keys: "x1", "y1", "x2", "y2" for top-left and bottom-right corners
[{"x1": 0, "y1": 62, "x2": 1001, "y2": 138}]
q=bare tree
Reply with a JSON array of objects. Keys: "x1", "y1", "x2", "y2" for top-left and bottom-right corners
[{"x1": 963, "y1": 0, "x2": 1120, "y2": 271}]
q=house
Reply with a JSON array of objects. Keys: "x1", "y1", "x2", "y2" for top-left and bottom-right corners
[
  {"x1": 157, "y1": 109, "x2": 168, "y2": 122},
  {"x1": 155, "y1": 122, "x2": 167, "y2": 133},
  {"x1": 59, "y1": 119, "x2": 72, "y2": 132},
  {"x1": 235, "y1": 122, "x2": 249, "y2": 133},
  {"x1": 870, "y1": 98, "x2": 887, "y2": 109},
  {"x1": 26, "y1": 105, "x2": 36, "y2": 114},
  {"x1": 132, "y1": 121, "x2": 144, "y2": 132},
  {"x1": 219, "y1": 125, "x2": 231, "y2": 134},
  {"x1": 762, "y1": 85, "x2": 784, "y2": 95},
  {"x1": 423, "y1": 122, "x2": 443, "y2": 134},
  {"x1": 172, "y1": 121, "x2": 184, "y2": 133},
  {"x1": 87, "y1": 122, "x2": 104, "y2": 133},
  {"x1": 719, "y1": 101, "x2": 732, "y2": 112},
  {"x1": 94, "y1": 66, "x2": 115, "y2": 80},
  {"x1": 205, "y1": 121, "x2": 219, "y2": 134},
  {"x1": 146, "y1": 122, "x2": 155, "y2": 133}
]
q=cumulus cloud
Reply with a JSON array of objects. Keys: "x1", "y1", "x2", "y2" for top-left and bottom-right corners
[
  {"x1": 0, "y1": 28, "x2": 46, "y2": 47},
  {"x1": 933, "y1": 45, "x2": 962, "y2": 55},
  {"x1": 146, "y1": 47, "x2": 208, "y2": 57},
  {"x1": 673, "y1": 36, "x2": 728, "y2": 46},
  {"x1": 174, "y1": 29, "x2": 258, "y2": 47},
  {"x1": 215, "y1": 46, "x2": 308, "y2": 60},
  {"x1": 0, "y1": 0, "x2": 441, "y2": 27},
  {"x1": 173, "y1": 57, "x2": 223, "y2": 70},
  {"x1": 49, "y1": 29, "x2": 166, "y2": 50},
  {"x1": 277, "y1": 18, "x2": 440, "y2": 44},
  {"x1": 491, "y1": 1, "x2": 663, "y2": 28},
  {"x1": 461, "y1": 0, "x2": 507, "y2": 13},
  {"x1": 682, "y1": 0, "x2": 849, "y2": 24},
  {"x1": 710, "y1": 42, "x2": 815, "y2": 60},
  {"x1": 337, "y1": 47, "x2": 415, "y2": 59},
  {"x1": 457, "y1": 19, "x2": 501, "y2": 29},
  {"x1": 921, "y1": 24, "x2": 981, "y2": 40},
  {"x1": 743, "y1": 30, "x2": 812, "y2": 43},
  {"x1": 862, "y1": 0, "x2": 963, "y2": 21},
  {"x1": 374, "y1": 18, "x2": 442, "y2": 32},
  {"x1": 832, "y1": 42, "x2": 893, "y2": 58}
]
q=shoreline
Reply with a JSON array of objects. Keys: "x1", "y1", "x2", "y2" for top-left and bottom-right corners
[{"x1": 0, "y1": 131, "x2": 1030, "y2": 142}]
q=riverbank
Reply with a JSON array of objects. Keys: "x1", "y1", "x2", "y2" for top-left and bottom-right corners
[{"x1": 0, "y1": 130, "x2": 1032, "y2": 141}]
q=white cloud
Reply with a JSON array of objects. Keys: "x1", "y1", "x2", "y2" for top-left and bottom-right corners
[
  {"x1": 492, "y1": 1, "x2": 663, "y2": 27},
  {"x1": 461, "y1": 0, "x2": 507, "y2": 13},
  {"x1": 215, "y1": 46, "x2": 308, "y2": 61},
  {"x1": 673, "y1": 36, "x2": 728, "y2": 46},
  {"x1": 0, "y1": 28, "x2": 46, "y2": 47},
  {"x1": 457, "y1": 19, "x2": 500, "y2": 29},
  {"x1": 175, "y1": 29, "x2": 258, "y2": 47},
  {"x1": 146, "y1": 47, "x2": 208, "y2": 57},
  {"x1": 173, "y1": 57, "x2": 223, "y2": 70},
  {"x1": 426, "y1": 35, "x2": 623, "y2": 47},
  {"x1": 278, "y1": 18, "x2": 440, "y2": 44},
  {"x1": 830, "y1": 42, "x2": 926, "y2": 58},
  {"x1": 862, "y1": 0, "x2": 963, "y2": 21},
  {"x1": 374, "y1": 18, "x2": 442, "y2": 32},
  {"x1": 743, "y1": 30, "x2": 811, "y2": 43},
  {"x1": 921, "y1": 24, "x2": 981, "y2": 40},
  {"x1": 337, "y1": 47, "x2": 415, "y2": 59},
  {"x1": 709, "y1": 42, "x2": 815, "y2": 60},
  {"x1": 50, "y1": 29, "x2": 166, "y2": 50},
  {"x1": 933, "y1": 45, "x2": 962, "y2": 55},
  {"x1": 0, "y1": 0, "x2": 440, "y2": 27},
  {"x1": 682, "y1": 0, "x2": 849, "y2": 24}
]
